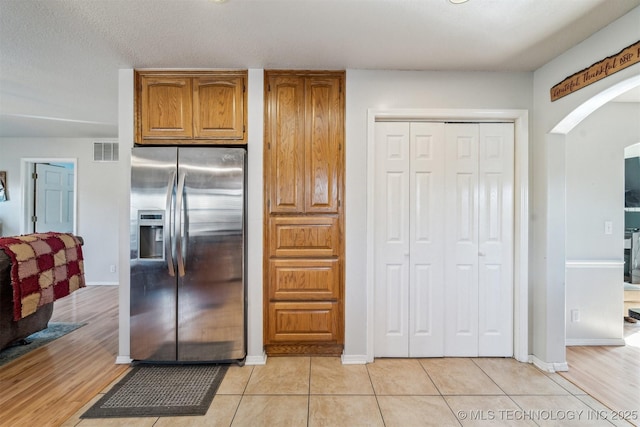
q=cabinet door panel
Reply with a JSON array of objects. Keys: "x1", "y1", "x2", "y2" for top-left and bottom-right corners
[
  {"x1": 269, "y1": 216, "x2": 339, "y2": 257},
  {"x1": 305, "y1": 77, "x2": 342, "y2": 213},
  {"x1": 267, "y1": 76, "x2": 305, "y2": 213},
  {"x1": 141, "y1": 77, "x2": 193, "y2": 138},
  {"x1": 269, "y1": 258, "x2": 340, "y2": 300},
  {"x1": 267, "y1": 302, "x2": 339, "y2": 342},
  {"x1": 193, "y1": 76, "x2": 244, "y2": 140}
]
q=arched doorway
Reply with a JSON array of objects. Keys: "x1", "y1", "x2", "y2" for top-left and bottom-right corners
[{"x1": 549, "y1": 75, "x2": 640, "y2": 348}]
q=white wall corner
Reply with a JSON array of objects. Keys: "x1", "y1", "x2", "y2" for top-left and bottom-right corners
[
  {"x1": 117, "y1": 68, "x2": 134, "y2": 362},
  {"x1": 115, "y1": 356, "x2": 133, "y2": 365},
  {"x1": 341, "y1": 354, "x2": 368, "y2": 365},
  {"x1": 529, "y1": 355, "x2": 569, "y2": 373},
  {"x1": 245, "y1": 352, "x2": 268, "y2": 366}
]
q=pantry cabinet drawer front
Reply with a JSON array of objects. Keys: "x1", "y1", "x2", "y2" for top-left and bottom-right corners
[
  {"x1": 270, "y1": 259, "x2": 340, "y2": 300},
  {"x1": 268, "y1": 302, "x2": 339, "y2": 342},
  {"x1": 270, "y1": 216, "x2": 339, "y2": 257}
]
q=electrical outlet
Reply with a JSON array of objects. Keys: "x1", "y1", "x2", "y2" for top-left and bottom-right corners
[
  {"x1": 571, "y1": 309, "x2": 580, "y2": 322},
  {"x1": 109, "y1": 265, "x2": 116, "y2": 273},
  {"x1": 604, "y1": 221, "x2": 613, "y2": 235}
]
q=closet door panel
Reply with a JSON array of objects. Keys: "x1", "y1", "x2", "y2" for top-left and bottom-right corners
[
  {"x1": 444, "y1": 124, "x2": 479, "y2": 357},
  {"x1": 374, "y1": 122, "x2": 410, "y2": 357},
  {"x1": 409, "y1": 123, "x2": 445, "y2": 357},
  {"x1": 478, "y1": 123, "x2": 514, "y2": 356},
  {"x1": 373, "y1": 121, "x2": 514, "y2": 358}
]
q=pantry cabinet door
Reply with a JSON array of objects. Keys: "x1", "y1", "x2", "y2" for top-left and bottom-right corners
[
  {"x1": 266, "y1": 75, "x2": 305, "y2": 213},
  {"x1": 304, "y1": 76, "x2": 343, "y2": 213}
]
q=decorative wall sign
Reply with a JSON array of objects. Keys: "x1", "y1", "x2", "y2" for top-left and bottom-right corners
[{"x1": 550, "y1": 40, "x2": 640, "y2": 102}]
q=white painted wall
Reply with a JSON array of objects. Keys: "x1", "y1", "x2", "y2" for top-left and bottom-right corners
[
  {"x1": 532, "y1": 6, "x2": 640, "y2": 369},
  {"x1": 566, "y1": 103, "x2": 640, "y2": 259},
  {"x1": 565, "y1": 102, "x2": 640, "y2": 344},
  {"x1": 344, "y1": 70, "x2": 533, "y2": 360},
  {"x1": 0, "y1": 137, "x2": 122, "y2": 285}
]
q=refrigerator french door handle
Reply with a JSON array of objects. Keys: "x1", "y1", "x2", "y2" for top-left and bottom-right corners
[
  {"x1": 165, "y1": 172, "x2": 176, "y2": 277},
  {"x1": 176, "y1": 171, "x2": 186, "y2": 277}
]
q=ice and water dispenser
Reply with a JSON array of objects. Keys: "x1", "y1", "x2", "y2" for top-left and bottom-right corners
[{"x1": 138, "y1": 210, "x2": 165, "y2": 260}]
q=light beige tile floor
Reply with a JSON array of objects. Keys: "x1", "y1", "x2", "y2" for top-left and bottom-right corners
[{"x1": 64, "y1": 357, "x2": 635, "y2": 427}]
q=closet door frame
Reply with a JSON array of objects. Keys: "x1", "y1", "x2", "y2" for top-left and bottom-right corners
[{"x1": 365, "y1": 108, "x2": 529, "y2": 364}]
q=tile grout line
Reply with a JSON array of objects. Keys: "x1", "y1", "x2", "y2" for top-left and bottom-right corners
[
  {"x1": 229, "y1": 364, "x2": 255, "y2": 426},
  {"x1": 418, "y1": 358, "x2": 463, "y2": 426},
  {"x1": 307, "y1": 357, "x2": 312, "y2": 427},
  {"x1": 366, "y1": 358, "x2": 388, "y2": 426}
]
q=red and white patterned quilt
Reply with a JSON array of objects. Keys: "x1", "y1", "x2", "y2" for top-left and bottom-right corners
[{"x1": 0, "y1": 232, "x2": 86, "y2": 321}]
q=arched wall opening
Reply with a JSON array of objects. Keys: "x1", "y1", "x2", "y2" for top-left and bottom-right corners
[{"x1": 549, "y1": 75, "x2": 640, "y2": 353}]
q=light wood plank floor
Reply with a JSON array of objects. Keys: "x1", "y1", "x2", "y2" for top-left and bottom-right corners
[
  {"x1": 2, "y1": 286, "x2": 639, "y2": 426},
  {"x1": 561, "y1": 321, "x2": 640, "y2": 417},
  {"x1": 0, "y1": 286, "x2": 127, "y2": 427}
]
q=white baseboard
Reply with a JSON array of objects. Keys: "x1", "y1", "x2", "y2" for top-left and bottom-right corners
[
  {"x1": 529, "y1": 355, "x2": 569, "y2": 372},
  {"x1": 341, "y1": 354, "x2": 368, "y2": 365},
  {"x1": 115, "y1": 355, "x2": 132, "y2": 364},
  {"x1": 245, "y1": 352, "x2": 267, "y2": 365},
  {"x1": 566, "y1": 338, "x2": 625, "y2": 346},
  {"x1": 86, "y1": 281, "x2": 119, "y2": 286}
]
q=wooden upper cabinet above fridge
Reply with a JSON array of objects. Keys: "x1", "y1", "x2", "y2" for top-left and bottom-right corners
[
  {"x1": 193, "y1": 76, "x2": 245, "y2": 140},
  {"x1": 135, "y1": 70, "x2": 247, "y2": 145},
  {"x1": 139, "y1": 76, "x2": 193, "y2": 139}
]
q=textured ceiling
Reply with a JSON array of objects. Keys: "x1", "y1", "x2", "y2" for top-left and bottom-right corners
[{"x1": 0, "y1": 0, "x2": 639, "y2": 138}]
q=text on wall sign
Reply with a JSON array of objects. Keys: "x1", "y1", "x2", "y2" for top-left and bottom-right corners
[{"x1": 550, "y1": 40, "x2": 640, "y2": 102}]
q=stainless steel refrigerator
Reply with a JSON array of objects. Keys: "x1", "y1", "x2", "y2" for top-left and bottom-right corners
[{"x1": 130, "y1": 146, "x2": 246, "y2": 363}]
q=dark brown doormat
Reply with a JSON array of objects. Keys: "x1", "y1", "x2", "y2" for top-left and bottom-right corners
[{"x1": 81, "y1": 364, "x2": 228, "y2": 418}]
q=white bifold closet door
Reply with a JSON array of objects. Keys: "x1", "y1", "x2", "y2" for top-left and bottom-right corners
[{"x1": 374, "y1": 122, "x2": 514, "y2": 357}]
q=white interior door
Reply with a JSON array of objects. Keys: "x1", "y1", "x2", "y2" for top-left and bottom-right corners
[
  {"x1": 35, "y1": 163, "x2": 74, "y2": 233},
  {"x1": 374, "y1": 121, "x2": 514, "y2": 358},
  {"x1": 374, "y1": 122, "x2": 411, "y2": 357},
  {"x1": 478, "y1": 123, "x2": 514, "y2": 357},
  {"x1": 444, "y1": 123, "x2": 480, "y2": 356},
  {"x1": 409, "y1": 123, "x2": 445, "y2": 356}
]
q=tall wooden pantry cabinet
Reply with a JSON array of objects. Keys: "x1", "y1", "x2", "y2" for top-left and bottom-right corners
[{"x1": 263, "y1": 70, "x2": 345, "y2": 356}]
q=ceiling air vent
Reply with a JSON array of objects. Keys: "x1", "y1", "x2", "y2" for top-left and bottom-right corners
[{"x1": 93, "y1": 141, "x2": 119, "y2": 162}]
